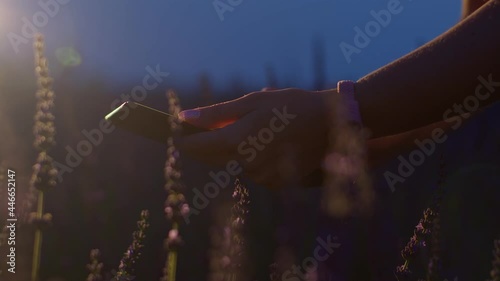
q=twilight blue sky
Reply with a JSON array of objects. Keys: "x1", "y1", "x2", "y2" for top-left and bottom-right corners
[{"x1": 0, "y1": 0, "x2": 460, "y2": 94}]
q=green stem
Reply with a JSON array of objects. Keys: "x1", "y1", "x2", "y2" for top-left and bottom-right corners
[
  {"x1": 168, "y1": 222, "x2": 179, "y2": 281},
  {"x1": 31, "y1": 190, "x2": 44, "y2": 281},
  {"x1": 167, "y1": 251, "x2": 177, "y2": 281}
]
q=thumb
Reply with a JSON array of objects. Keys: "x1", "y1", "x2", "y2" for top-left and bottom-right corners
[{"x1": 178, "y1": 93, "x2": 259, "y2": 129}]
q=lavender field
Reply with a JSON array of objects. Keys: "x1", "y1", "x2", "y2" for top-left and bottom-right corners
[{"x1": 0, "y1": 1, "x2": 499, "y2": 281}]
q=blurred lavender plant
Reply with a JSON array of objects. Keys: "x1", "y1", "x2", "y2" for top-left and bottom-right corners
[
  {"x1": 209, "y1": 178, "x2": 250, "y2": 281},
  {"x1": 395, "y1": 207, "x2": 439, "y2": 281},
  {"x1": 114, "y1": 210, "x2": 149, "y2": 281},
  {"x1": 28, "y1": 33, "x2": 58, "y2": 281},
  {"x1": 487, "y1": 239, "x2": 500, "y2": 281},
  {"x1": 209, "y1": 220, "x2": 233, "y2": 281},
  {"x1": 323, "y1": 94, "x2": 373, "y2": 218},
  {"x1": 269, "y1": 262, "x2": 280, "y2": 281},
  {"x1": 426, "y1": 158, "x2": 446, "y2": 281},
  {"x1": 227, "y1": 178, "x2": 250, "y2": 280},
  {"x1": 426, "y1": 211, "x2": 442, "y2": 281},
  {"x1": 395, "y1": 158, "x2": 446, "y2": 281},
  {"x1": 161, "y1": 90, "x2": 189, "y2": 281},
  {"x1": 86, "y1": 249, "x2": 104, "y2": 281}
]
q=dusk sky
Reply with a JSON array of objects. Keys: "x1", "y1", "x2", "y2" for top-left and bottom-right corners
[{"x1": 1, "y1": 0, "x2": 460, "y2": 93}]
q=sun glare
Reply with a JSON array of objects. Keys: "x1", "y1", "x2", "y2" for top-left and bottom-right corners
[
  {"x1": 0, "y1": 2, "x2": 10, "y2": 26},
  {"x1": 0, "y1": 2, "x2": 16, "y2": 40}
]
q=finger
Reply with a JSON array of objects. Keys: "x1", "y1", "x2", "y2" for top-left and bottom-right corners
[
  {"x1": 176, "y1": 111, "x2": 261, "y2": 165},
  {"x1": 174, "y1": 125, "x2": 236, "y2": 165},
  {"x1": 246, "y1": 166, "x2": 275, "y2": 186},
  {"x1": 246, "y1": 167, "x2": 284, "y2": 189},
  {"x1": 244, "y1": 144, "x2": 299, "y2": 187},
  {"x1": 178, "y1": 93, "x2": 260, "y2": 129}
]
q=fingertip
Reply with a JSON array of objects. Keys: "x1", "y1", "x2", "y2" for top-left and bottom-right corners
[{"x1": 178, "y1": 109, "x2": 200, "y2": 122}]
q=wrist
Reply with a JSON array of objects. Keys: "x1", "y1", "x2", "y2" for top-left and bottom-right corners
[
  {"x1": 353, "y1": 79, "x2": 385, "y2": 138},
  {"x1": 337, "y1": 80, "x2": 363, "y2": 126}
]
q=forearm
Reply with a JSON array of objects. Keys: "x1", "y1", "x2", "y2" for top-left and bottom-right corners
[
  {"x1": 366, "y1": 116, "x2": 466, "y2": 167},
  {"x1": 355, "y1": 0, "x2": 500, "y2": 138},
  {"x1": 462, "y1": 0, "x2": 489, "y2": 18}
]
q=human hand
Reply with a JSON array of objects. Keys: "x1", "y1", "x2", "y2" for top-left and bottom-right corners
[{"x1": 176, "y1": 88, "x2": 337, "y2": 188}]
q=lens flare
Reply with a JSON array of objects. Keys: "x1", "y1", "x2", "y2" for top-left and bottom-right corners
[{"x1": 55, "y1": 47, "x2": 81, "y2": 67}]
